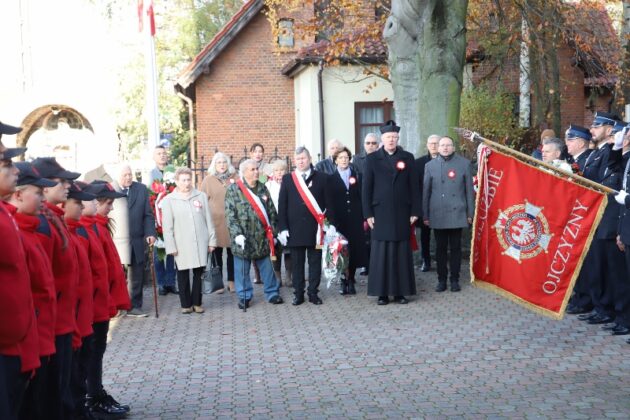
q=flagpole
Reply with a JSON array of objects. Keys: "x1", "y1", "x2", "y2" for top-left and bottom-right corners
[
  {"x1": 143, "y1": 0, "x2": 160, "y2": 152},
  {"x1": 454, "y1": 127, "x2": 618, "y2": 195}
]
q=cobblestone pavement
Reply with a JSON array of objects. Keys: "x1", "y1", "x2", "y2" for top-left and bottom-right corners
[{"x1": 104, "y1": 263, "x2": 630, "y2": 419}]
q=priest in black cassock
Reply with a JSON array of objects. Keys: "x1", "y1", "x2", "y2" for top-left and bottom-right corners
[{"x1": 362, "y1": 120, "x2": 420, "y2": 305}]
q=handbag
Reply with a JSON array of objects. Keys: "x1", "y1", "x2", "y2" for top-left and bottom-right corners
[{"x1": 202, "y1": 253, "x2": 224, "y2": 294}]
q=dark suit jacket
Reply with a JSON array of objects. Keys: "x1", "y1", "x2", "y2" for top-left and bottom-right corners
[
  {"x1": 362, "y1": 147, "x2": 420, "y2": 241},
  {"x1": 126, "y1": 181, "x2": 156, "y2": 263},
  {"x1": 277, "y1": 169, "x2": 333, "y2": 247},
  {"x1": 618, "y1": 152, "x2": 630, "y2": 243},
  {"x1": 570, "y1": 149, "x2": 593, "y2": 172}
]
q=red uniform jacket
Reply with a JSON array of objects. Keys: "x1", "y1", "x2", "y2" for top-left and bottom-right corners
[
  {"x1": 80, "y1": 216, "x2": 111, "y2": 323},
  {"x1": 95, "y1": 214, "x2": 131, "y2": 314},
  {"x1": 66, "y1": 219, "x2": 93, "y2": 349},
  {"x1": 40, "y1": 202, "x2": 78, "y2": 336},
  {"x1": 0, "y1": 203, "x2": 40, "y2": 373},
  {"x1": 14, "y1": 212, "x2": 56, "y2": 357}
]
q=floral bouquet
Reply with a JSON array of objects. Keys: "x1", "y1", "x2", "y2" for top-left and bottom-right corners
[
  {"x1": 322, "y1": 229, "x2": 349, "y2": 288},
  {"x1": 148, "y1": 172, "x2": 176, "y2": 261}
]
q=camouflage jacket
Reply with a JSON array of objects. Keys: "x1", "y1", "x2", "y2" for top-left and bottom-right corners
[{"x1": 224, "y1": 179, "x2": 278, "y2": 260}]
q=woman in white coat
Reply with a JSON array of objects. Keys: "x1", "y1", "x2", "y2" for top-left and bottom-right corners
[{"x1": 162, "y1": 168, "x2": 217, "y2": 313}]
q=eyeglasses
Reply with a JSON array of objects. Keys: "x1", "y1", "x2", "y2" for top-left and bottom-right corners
[{"x1": 364, "y1": 142, "x2": 377, "y2": 145}]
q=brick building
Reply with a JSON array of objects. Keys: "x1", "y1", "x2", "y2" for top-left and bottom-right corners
[{"x1": 176, "y1": 0, "x2": 619, "y2": 172}]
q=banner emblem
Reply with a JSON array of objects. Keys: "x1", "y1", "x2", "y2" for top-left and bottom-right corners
[{"x1": 495, "y1": 201, "x2": 551, "y2": 263}]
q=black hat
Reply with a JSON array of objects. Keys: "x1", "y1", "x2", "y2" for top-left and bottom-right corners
[
  {"x1": 590, "y1": 112, "x2": 618, "y2": 128},
  {"x1": 14, "y1": 162, "x2": 58, "y2": 188},
  {"x1": 0, "y1": 121, "x2": 22, "y2": 136},
  {"x1": 86, "y1": 181, "x2": 125, "y2": 199},
  {"x1": 379, "y1": 120, "x2": 400, "y2": 134},
  {"x1": 31, "y1": 157, "x2": 80, "y2": 180},
  {"x1": 67, "y1": 182, "x2": 96, "y2": 201},
  {"x1": 612, "y1": 120, "x2": 629, "y2": 135},
  {"x1": 565, "y1": 124, "x2": 592, "y2": 142},
  {"x1": 0, "y1": 121, "x2": 27, "y2": 160}
]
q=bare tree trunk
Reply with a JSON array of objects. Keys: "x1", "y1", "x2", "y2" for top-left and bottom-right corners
[
  {"x1": 519, "y1": 18, "x2": 531, "y2": 128},
  {"x1": 547, "y1": 5, "x2": 562, "y2": 135},
  {"x1": 384, "y1": 0, "x2": 468, "y2": 155}
]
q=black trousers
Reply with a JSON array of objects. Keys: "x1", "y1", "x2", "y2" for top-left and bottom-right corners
[
  {"x1": 87, "y1": 321, "x2": 109, "y2": 396},
  {"x1": 19, "y1": 355, "x2": 51, "y2": 420},
  {"x1": 290, "y1": 246, "x2": 322, "y2": 297},
  {"x1": 419, "y1": 224, "x2": 432, "y2": 264},
  {"x1": 590, "y1": 239, "x2": 624, "y2": 318},
  {"x1": 613, "y1": 244, "x2": 630, "y2": 327},
  {"x1": 1, "y1": 354, "x2": 27, "y2": 420},
  {"x1": 70, "y1": 340, "x2": 90, "y2": 415},
  {"x1": 127, "y1": 256, "x2": 145, "y2": 310},
  {"x1": 177, "y1": 267, "x2": 203, "y2": 308},
  {"x1": 46, "y1": 333, "x2": 73, "y2": 420},
  {"x1": 213, "y1": 247, "x2": 234, "y2": 281},
  {"x1": 434, "y1": 228, "x2": 463, "y2": 284}
]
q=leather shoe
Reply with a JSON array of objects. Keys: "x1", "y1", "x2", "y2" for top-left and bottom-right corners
[
  {"x1": 308, "y1": 295, "x2": 323, "y2": 305},
  {"x1": 167, "y1": 285, "x2": 179, "y2": 294},
  {"x1": 237, "y1": 299, "x2": 250, "y2": 310},
  {"x1": 421, "y1": 261, "x2": 430, "y2": 272},
  {"x1": 601, "y1": 323, "x2": 619, "y2": 331},
  {"x1": 292, "y1": 296, "x2": 304, "y2": 306},
  {"x1": 450, "y1": 282, "x2": 461, "y2": 292},
  {"x1": 339, "y1": 281, "x2": 349, "y2": 295},
  {"x1": 435, "y1": 282, "x2": 447, "y2": 292},
  {"x1": 394, "y1": 296, "x2": 408, "y2": 304},
  {"x1": 99, "y1": 390, "x2": 130, "y2": 413},
  {"x1": 587, "y1": 314, "x2": 614, "y2": 325},
  {"x1": 158, "y1": 287, "x2": 168, "y2": 296},
  {"x1": 348, "y1": 281, "x2": 356, "y2": 295},
  {"x1": 566, "y1": 305, "x2": 593, "y2": 315},
  {"x1": 377, "y1": 296, "x2": 389, "y2": 305},
  {"x1": 612, "y1": 325, "x2": 630, "y2": 335},
  {"x1": 577, "y1": 312, "x2": 597, "y2": 321},
  {"x1": 269, "y1": 295, "x2": 284, "y2": 304}
]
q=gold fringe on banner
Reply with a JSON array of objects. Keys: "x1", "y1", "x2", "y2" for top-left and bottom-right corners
[{"x1": 463, "y1": 129, "x2": 610, "y2": 320}]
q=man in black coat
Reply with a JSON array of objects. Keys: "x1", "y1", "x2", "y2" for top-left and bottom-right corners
[
  {"x1": 414, "y1": 134, "x2": 440, "y2": 272},
  {"x1": 614, "y1": 126, "x2": 630, "y2": 342},
  {"x1": 112, "y1": 165, "x2": 156, "y2": 317},
  {"x1": 278, "y1": 147, "x2": 333, "y2": 305},
  {"x1": 362, "y1": 120, "x2": 420, "y2": 305},
  {"x1": 576, "y1": 112, "x2": 627, "y2": 328}
]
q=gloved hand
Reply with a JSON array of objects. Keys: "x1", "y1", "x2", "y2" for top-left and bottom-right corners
[
  {"x1": 615, "y1": 190, "x2": 628, "y2": 205},
  {"x1": 278, "y1": 230, "x2": 289, "y2": 246},
  {"x1": 235, "y1": 235, "x2": 245, "y2": 249},
  {"x1": 324, "y1": 224, "x2": 337, "y2": 236},
  {"x1": 613, "y1": 128, "x2": 627, "y2": 151}
]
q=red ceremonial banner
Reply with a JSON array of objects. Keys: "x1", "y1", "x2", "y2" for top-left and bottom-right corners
[{"x1": 471, "y1": 147, "x2": 607, "y2": 319}]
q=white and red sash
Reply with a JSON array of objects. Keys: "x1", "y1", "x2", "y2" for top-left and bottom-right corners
[
  {"x1": 291, "y1": 171, "x2": 326, "y2": 248},
  {"x1": 236, "y1": 179, "x2": 276, "y2": 260}
]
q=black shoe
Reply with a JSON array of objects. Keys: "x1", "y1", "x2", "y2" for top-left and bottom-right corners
[
  {"x1": 612, "y1": 325, "x2": 630, "y2": 336},
  {"x1": 158, "y1": 287, "x2": 168, "y2": 296},
  {"x1": 566, "y1": 305, "x2": 593, "y2": 315},
  {"x1": 308, "y1": 295, "x2": 323, "y2": 305},
  {"x1": 450, "y1": 282, "x2": 461, "y2": 292},
  {"x1": 348, "y1": 281, "x2": 356, "y2": 295},
  {"x1": 86, "y1": 394, "x2": 127, "y2": 418},
  {"x1": 167, "y1": 286, "x2": 179, "y2": 295},
  {"x1": 99, "y1": 389, "x2": 130, "y2": 413},
  {"x1": 421, "y1": 261, "x2": 430, "y2": 272},
  {"x1": 577, "y1": 312, "x2": 597, "y2": 321},
  {"x1": 394, "y1": 296, "x2": 408, "y2": 304},
  {"x1": 238, "y1": 299, "x2": 250, "y2": 310},
  {"x1": 292, "y1": 295, "x2": 304, "y2": 306},
  {"x1": 377, "y1": 296, "x2": 389, "y2": 305},
  {"x1": 339, "y1": 279, "x2": 349, "y2": 295},
  {"x1": 602, "y1": 323, "x2": 618, "y2": 331},
  {"x1": 269, "y1": 295, "x2": 284, "y2": 304},
  {"x1": 587, "y1": 314, "x2": 614, "y2": 325},
  {"x1": 435, "y1": 282, "x2": 447, "y2": 292}
]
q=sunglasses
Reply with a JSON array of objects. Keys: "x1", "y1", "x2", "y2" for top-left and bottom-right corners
[{"x1": 364, "y1": 142, "x2": 377, "y2": 145}]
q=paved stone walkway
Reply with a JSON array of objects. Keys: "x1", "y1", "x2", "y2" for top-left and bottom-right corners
[{"x1": 104, "y1": 264, "x2": 630, "y2": 419}]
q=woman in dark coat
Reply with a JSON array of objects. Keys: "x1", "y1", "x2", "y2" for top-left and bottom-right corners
[{"x1": 329, "y1": 147, "x2": 367, "y2": 294}]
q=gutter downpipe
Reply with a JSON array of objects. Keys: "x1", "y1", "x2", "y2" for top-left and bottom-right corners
[
  {"x1": 177, "y1": 90, "x2": 197, "y2": 185},
  {"x1": 317, "y1": 60, "x2": 325, "y2": 162}
]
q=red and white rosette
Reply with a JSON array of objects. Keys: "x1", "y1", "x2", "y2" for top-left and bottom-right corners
[{"x1": 396, "y1": 161, "x2": 406, "y2": 171}]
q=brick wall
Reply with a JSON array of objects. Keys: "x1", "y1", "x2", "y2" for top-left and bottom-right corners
[{"x1": 195, "y1": 12, "x2": 297, "y2": 167}]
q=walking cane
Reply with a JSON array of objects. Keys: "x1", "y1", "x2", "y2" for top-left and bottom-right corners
[
  {"x1": 242, "y1": 259, "x2": 247, "y2": 313},
  {"x1": 149, "y1": 244, "x2": 159, "y2": 318}
]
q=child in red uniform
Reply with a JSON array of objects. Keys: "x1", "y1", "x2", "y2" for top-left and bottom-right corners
[
  {"x1": 9, "y1": 162, "x2": 58, "y2": 420},
  {"x1": 31, "y1": 157, "x2": 80, "y2": 419},
  {"x1": 0, "y1": 125, "x2": 38, "y2": 420},
  {"x1": 64, "y1": 182, "x2": 96, "y2": 418}
]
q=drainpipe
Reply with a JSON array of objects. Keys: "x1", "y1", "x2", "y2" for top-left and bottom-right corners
[
  {"x1": 317, "y1": 60, "x2": 325, "y2": 161},
  {"x1": 177, "y1": 91, "x2": 196, "y2": 184}
]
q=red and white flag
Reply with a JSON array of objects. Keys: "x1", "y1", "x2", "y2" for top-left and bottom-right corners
[
  {"x1": 138, "y1": 0, "x2": 155, "y2": 36},
  {"x1": 471, "y1": 145, "x2": 607, "y2": 319}
]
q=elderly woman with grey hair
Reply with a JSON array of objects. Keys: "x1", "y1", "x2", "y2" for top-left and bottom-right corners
[
  {"x1": 265, "y1": 159, "x2": 292, "y2": 286},
  {"x1": 163, "y1": 167, "x2": 217, "y2": 313},
  {"x1": 200, "y1": 152, "x2": 238, "y2": 293}
]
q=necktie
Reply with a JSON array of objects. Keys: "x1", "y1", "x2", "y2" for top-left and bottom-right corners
[
  {"x1": 302, "y1": 173, "x2": 307, "y2": 181},
  {"x1": 122, "y1": 187, "x2": 129, "y2": 196}
]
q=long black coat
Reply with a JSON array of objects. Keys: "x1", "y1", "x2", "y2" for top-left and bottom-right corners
[
  {"x1": 328, "y1": 168, "x2": 368, "y2": 267},
  {"x1": 277, "y1": 169, "x2": 333, "y2": 247},
  {"x1": 362, "y1": 147, "x2": 420, "y2": 241}
]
